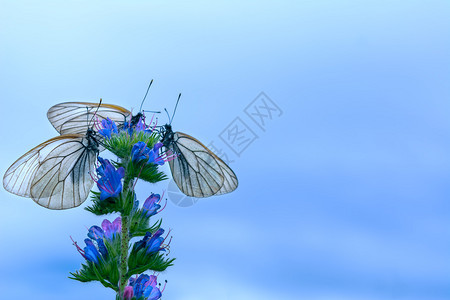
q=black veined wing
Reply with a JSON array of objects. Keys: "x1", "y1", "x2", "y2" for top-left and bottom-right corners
[
  {"x1": 161, "y1": 124, "x2": 238, "y2": 198},
  {"x1": 3, "y1": 137, "x2": 62, "y2": 198},
  {"x1": 213, "y1": 158, "x2": 239, "y2": 195},
  {"x1": 47, "y1": 102, "x2": 132, "y2": 135},
  {"x1": 3, "y1": 131, "x2": 99, "y2": 209}
]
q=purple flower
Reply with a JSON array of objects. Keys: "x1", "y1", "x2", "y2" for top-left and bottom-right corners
[
  {"x1": 96, "y1": 157, "x2": 125, "y2": 201},
  {"x1": 72, "y1": 222, "x2": 115, "y2": 265},
  {"x1": 98, "y1": 117, "x2": 118, "y2": 138},
  {"x1": 134, "y1": 116, "x2": 156, "y2": 134},
  {"x1": 132, "y1": 141, "x2": 151, "y2": 162},
  {"x1": 88, "y1": 225, "x2": 105, "y2": 240},
  {"x1": 147, "y1": 143, "x2": 165, "y2": 165},
  {"x1": 135, "y1": 116, "x2": 146, "y2": 133},
  {"x1": 145, "y1": 229, "x2": 165, "y2": 254},
  {"x1": 97, "y1": 238, "x2": 108, "y2": 257},
  {"x1": 142, "y1": 193, "x2": 161, "y2": 217},
  {"x1": 133, "y1": 229, "x2": 166, "y2": 255},
  {"x1": 101, "y1": 217, "x2": 122, "y2": 240},
  {"x1": 70, "y1": 237, "x2": 109, "y2": 264},
  {"x1": 88, "y1": 217, "x2": 121, "y2": 242},
  {"x1": 129, "y1": 274, "x2": 162, "y2": 300},
  {"x1": 83, "y1": 239, "x2": 101, "y2": 263},
  {"x1": 85, "y1": 232, "x2": 107, "y2": 257},
  {"x1": 122, "y1": 114, "x2": 157, "y2": 136},
  {"x1": 123, "y1": 286, "x2": 134, "y2": 300},
  {"x1": 96, "y1": 157, "x2": 109, "y2": 178},
  {"x1": 122, "y1": 121, "x2": 134, "y2": 135}
]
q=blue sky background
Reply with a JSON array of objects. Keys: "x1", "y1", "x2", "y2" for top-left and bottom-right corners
[{"x1": 1, "y1": 0, "x2": 450, "y2": 299}]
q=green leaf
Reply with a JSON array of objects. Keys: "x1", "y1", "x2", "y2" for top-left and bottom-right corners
[
  {"x1": 129, "y1": 208, "x2": 162, "y2": 237},
  {"x1": 69, "y1": 259, "x2": 119, "y2": 292},
  {"x1": 127, "y1": 249, "x2": 175, "y2": 277},
  {"x1": 85, "y1": 192, "x2": 125, "y2": 215}
]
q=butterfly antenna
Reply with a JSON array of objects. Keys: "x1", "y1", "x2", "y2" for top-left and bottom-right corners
[
  {"x1": 143, "y1": 110, "x2": 162, "y2": 114},
  {"x1": 139, "y1": 79, "x2": 154, "y2": 112},
  {"x1": 89, "y1": 98, "x2": 103, "y2": 129},
  {"x1": 170, "y1": 93, "x2": 181, "y2": 125},
  {"x1": 164, "y1": 108, "x2": 171, "y2": 123}
]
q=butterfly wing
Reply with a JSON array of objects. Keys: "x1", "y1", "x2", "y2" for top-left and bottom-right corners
[
  {"x1": 167, "y1": 132, "x2": 237, "y2": 197},
  {"x1": 213, "y1": 158, "x2": 238, "y2": 195},
  {"x1": 3, "y1": 138, "x2": 64, "y2": 197},
  {"x1": 47, "y1": 102, "x2": 131, "y2": 135},
  {"x1": 28, "y1": 134, "x2": 97, "y2": 210}
]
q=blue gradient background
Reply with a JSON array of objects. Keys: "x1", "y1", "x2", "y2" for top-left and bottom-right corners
[{"x1": 1, "y1": 1, "x2": 450, "y2": 299}]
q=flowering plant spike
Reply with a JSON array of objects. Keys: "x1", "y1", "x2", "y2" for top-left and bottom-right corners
[{"x1": 70, "y1": 114, "x2": 174, "y2": 300}]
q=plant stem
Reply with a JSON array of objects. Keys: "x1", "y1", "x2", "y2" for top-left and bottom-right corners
[
  {"x1": 118, "y1": 158, "x2": 133, "y2": 299},
  {"x1": 119, "y1": 214, "x2": 130, "y2": 299}
]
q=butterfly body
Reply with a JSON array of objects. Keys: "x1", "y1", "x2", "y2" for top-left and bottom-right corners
[
  {"x1": 130, "y1": 112, "x2": 144, "y2": 126},
  {"x1": 160, "y1": 124, "x2": 175, "y2": 147},
  {"x1": 85, "y1": 128, "x2": 100, "y2": 151}
]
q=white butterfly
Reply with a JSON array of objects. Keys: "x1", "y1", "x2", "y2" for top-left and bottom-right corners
[
  {"x1": 3, "y1": 102, "x2": 131, "y2": 209},
  {"x1": 160, "y1": 124, "x2": 238, "y2": 198}
]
